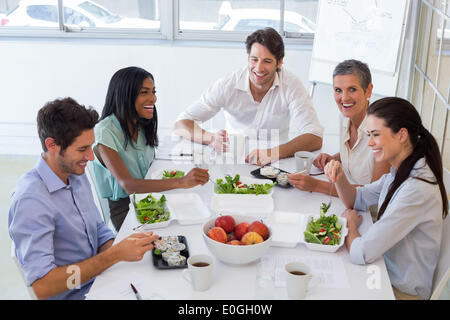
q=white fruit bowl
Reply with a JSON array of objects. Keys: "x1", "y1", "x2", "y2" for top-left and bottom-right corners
[{"x1": 202, "y1": 214, "x2": 272, "y2": 265}]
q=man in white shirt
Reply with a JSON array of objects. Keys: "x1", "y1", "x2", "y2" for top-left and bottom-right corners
[{"x1": 173, "y1": 27, "x2": 323, "y2": 166}]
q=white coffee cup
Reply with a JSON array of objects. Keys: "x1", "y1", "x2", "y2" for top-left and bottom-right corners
[
  {"x1": 294, "y1": 151, "x2": 314, "y2": 174},
  {"x1": 182, "y1": 254, "x2": 214, "y2": 291},
  {"x1": 284, "y1": 262, "x2": 320, "y2": 300}
]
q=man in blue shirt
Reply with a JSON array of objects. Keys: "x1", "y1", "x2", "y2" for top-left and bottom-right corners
[{"x1": 8, "y1": 97, "x2": 159, "y2": 300}]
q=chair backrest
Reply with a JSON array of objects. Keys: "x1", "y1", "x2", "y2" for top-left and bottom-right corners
[
  {"x1": 10, "y1": 242, "x2": 37, "y2": 300},
  {"x1": 431, "y1": 168, "x2": 450, "y2": 298},
  {"x1": 85, "y1": 161, "x2": 110, "y2": 226}
]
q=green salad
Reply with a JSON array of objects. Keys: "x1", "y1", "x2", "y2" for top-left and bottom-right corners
[
  {"x1": 303, "y1": 209, "x2": 342, "y2": 246},
  {"x1": 162, "y1": 170, "x2": 185, "y2": 179},
  {"x1": 132, "y1": 193, "x2": 170, "y2": 224},
  {"x1": 215, "y1": 174, "x2": 275, "y2": 195},
  {"x1": 320, "y1": 202, "x2": 331, "y2": 215}
]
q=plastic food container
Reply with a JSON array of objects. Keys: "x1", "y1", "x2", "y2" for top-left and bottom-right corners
[
  {"x1": 264, "y1": 211, "x2": 348, "y2": 253},
  {"x1": 132, "y1": 193, "x2": 212, "y2": 230},
  {"x1": 300, "y1": 214, "x2": 348, "y2": 253},
  {"x1": 210, "y1": 176, "x2": 275, "y2": 216}
]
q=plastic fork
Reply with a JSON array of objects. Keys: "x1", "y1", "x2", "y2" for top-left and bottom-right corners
[{"x1": 326, "y1": 181, "x2": 334, "y2": 212}]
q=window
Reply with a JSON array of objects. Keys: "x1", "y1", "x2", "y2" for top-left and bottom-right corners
[
  {"x1": 410, "y1": 0, "x2": 450, "y2": 171},
  {"x1": 0, "y1": 0, "x2": 161, "y2": 36},
  {"x1": 0, "y1": 0, "x2": 317, "y2": 43},
  {"x1": 27, "y1": 5, "x2": 58, "y2": 23},
  {"x1": 177, "y1": 0, "x2": 317, "y2": 42}
]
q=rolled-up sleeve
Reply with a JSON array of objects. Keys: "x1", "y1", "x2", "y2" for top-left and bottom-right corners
[
  {"x1": 9, "y1": 195, "x2": 57, "y2": 286},
  {"x1": 97, "y1": 220, "x2": 115, "y2": 248},
  {"x1": 287, "y1": 78, "x2": 323, "y2": 138},
  {"x1": 349, "y1": 237, "x2": 367, "y2": 265},
  {"x1": 349, "y1": 182, "x2": 430, "y2": 265}
]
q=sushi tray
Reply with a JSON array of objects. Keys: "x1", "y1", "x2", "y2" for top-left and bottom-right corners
[{"x1": 152, "y1": 235, "x2": 189, "y2": 269}]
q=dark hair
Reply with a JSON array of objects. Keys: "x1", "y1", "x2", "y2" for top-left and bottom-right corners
[
  {"x1": 367, "y1": 97, "x2": 448, "y2": 220},
  {"x1": 333, "y1": 59, "x2": 372, "y2": 91},
  {"x1": 37, "y1": 97, "x2": 99, "y2": 154},
  {"x1": 101, "y1": 66, "x2": 158, "y2": 149},
  {"x1": 245, "y1": 27, "x2": 285, "y2": 63}
]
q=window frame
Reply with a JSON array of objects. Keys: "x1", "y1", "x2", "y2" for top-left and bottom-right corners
[{"x1": 0, "y1": 0, "x2": 316, "y2": 45}]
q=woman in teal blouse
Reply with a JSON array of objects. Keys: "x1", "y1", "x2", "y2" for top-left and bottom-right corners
[{"x1": 93, "y1": 67, "x2": 209, "y2": 231}]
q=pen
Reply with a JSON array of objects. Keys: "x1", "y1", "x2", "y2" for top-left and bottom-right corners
[
  {"x1": 130, "y1": 283, "x2": 142, "y2": 300},
  {"x1": 168, "y1": 153, "x2": 193, "y2": 157}
]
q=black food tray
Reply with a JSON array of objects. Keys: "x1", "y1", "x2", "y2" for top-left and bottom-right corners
[
  {"x1": 152, "y1": 235, "x2": 189, "y2": 269},
  {"x1": 250, "y1": 167, "x2": 292, "y2": 188}
]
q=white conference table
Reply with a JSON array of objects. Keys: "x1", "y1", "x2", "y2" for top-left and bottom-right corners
[{"x1": 87, "y1": 156, "x2": 395, "y2": 300}]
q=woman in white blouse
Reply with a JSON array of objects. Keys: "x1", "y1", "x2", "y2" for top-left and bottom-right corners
[
  {"x1": 325, "y1": 97, "x2": 448, "y2": 299},
  {"x1": 288, "y1": 60, "x2": 390, "y2": 195}
]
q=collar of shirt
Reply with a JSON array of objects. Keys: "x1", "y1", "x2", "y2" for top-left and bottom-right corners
[
  {"x1": 36, "y1": 155, "x2": 70, "y2": 193},
  {"x1": 389, "y1": 157, "x2": 428, "y2": 177},
  {"x1": 110, "y1": 114, "x2": 144, "y2": 149},
  {"x1": 234, "y1": 66, "x2": 281, "y2": 95},
  {"x1": 342, "y1": 115, "x2": 368, "y2": 150}
]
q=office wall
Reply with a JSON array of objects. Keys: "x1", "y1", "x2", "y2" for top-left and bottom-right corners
[{"x1": 0, "y1": 40, "x2": 346, "y2": 155}]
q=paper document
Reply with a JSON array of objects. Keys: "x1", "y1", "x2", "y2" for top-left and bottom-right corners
[
  {"x1": 262, "y1": 254, "x2": 350, "y2": 289},
  {"x1": 85, "y1": 270, "x2": 166, "y2": 300}
]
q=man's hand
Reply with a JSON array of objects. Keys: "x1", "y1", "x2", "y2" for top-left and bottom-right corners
[
  {"x1": 245, "y1": 148, "x2": 278, "y2": 166},
  {"x1": 208, "y1": 130, "x2": 228, "y2": 154},
  {"x1": 115, "y1": 232, "x2": 160, "y2": 261},
  {"x1": 180, "y1": 167, "x2": 210, "y2": 188}
]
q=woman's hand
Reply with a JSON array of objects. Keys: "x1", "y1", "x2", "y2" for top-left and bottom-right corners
[
  {"x1": 324, "y1": 160, "x2": 344, "y2": 183},
  {"x1": 180, "y1": 168, "x2": 210, "y2": 188},
  {"x1": 341, "y1": 209, "x2": 363, "y2": 229},
  {"x1": 287, "y1": 172, "x2": 318, "y2": 192},
  {"x1": 313, "y1": 153, "x2": 334, "y2": 170}
]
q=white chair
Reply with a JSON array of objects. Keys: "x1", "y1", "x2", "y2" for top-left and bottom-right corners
[
  {"x1": 10, "y1": 242, "x2": 37, "y2": 300},
  {"x1": 85, "y1": 162, "x2": 111, "y2": 227},
  {"x1": 431, "y1": 168, "x2": 450, "y2": 299}
]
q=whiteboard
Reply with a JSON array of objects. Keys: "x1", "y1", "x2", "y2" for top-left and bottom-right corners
[{"x1": 309, "y1": 0, "x2": 410, "y2": 96}]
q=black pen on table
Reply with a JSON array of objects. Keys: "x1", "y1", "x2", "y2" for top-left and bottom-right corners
[{"x1": 130, "y1": 283, "x2": 142, "y2": 300}]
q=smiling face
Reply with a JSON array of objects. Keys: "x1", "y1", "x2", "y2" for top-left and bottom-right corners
[
  {"x1": 366, "y1": 115, "x2": 411, "y2": 169},
  {"x1": 135, "y1": 77, "x2": 157, "y2": 120},
  {"x1": 333, "y1": 74, "x2": 373, "y2": 121},
  {"x1": 248, "y1": 42, "x2": 283, "y2": 92},
  {"x1": 53, "y1": 129, "x2": 95, "y2": 181}
]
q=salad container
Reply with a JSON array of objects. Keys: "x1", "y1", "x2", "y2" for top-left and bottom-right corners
[
  {"x1": 210, "y1": 175, "x2": 274, "y2": 216},
  {"x1": 300, "y1": 214, "x2": 348, "y2": 253},
  {"x1": 132, "y1": 193, "x2": 212, "y2": 230}
]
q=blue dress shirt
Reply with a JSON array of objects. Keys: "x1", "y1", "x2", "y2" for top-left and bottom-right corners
[
  {"x1": 351, "y1": 158, "x2": 444, "y2": 299},
  {"x1": 8, "y1": 156, "x2": 116, "y2": 300}
]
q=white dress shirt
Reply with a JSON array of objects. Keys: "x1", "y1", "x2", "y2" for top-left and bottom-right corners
[
  {"x1": 340, "y1": 115, "x2": 374, "y2": 185},
  {"x1": 176, "y1": 66, "x2": 323, "y2": 142},
  {"x1": 350, "y1": 158, "x2": 444, "y2": 299}
]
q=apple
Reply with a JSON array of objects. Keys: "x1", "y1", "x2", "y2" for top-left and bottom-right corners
[
  {"x1": 207, "y1": 226, "x2": 227, "y2": 243},
  {"x1": 248, "y1": 221, "x2": 270, "y2": 240},
  {"x1": 215, "y1": 215, "x2": 236, "y2": 233},
  {"x1": 227, "y1": 233, "x2": 237, "y2": 242},
  {"x1": 240, "y1": 231, "x2": 263, "y2": 245},
  {"x1": 227, "y1": 240, "x2": 241, "y2": 245},
  {"x1": 234, "y1": 222, "x2": 249, "y2": 240}
]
